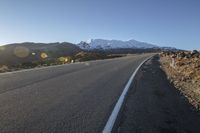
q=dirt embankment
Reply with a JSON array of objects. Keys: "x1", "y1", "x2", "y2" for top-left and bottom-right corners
[{"x1": 160, "y1": 51, "x2": 200, "y2": 110}]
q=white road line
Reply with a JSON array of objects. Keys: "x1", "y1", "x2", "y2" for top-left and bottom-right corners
[{"x1": 102, "y1": 56, "x2": 153, "y2": 133}]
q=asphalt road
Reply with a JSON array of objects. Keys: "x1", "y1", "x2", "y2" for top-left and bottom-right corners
[{"x1": 0, "y1": 54, "x2": 152, "y2": 133}]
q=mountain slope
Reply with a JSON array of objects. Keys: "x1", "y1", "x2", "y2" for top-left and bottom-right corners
[{"x1": 78, "y1": 39, "x2": 159, "y2": 50}]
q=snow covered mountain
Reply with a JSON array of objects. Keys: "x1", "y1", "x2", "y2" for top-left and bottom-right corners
[{"x1": 78, "y1": 39, "x2": 159, "y2": 50}]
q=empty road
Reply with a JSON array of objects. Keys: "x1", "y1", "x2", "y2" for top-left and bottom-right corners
[{"x1": 0, "y1": 54, "x2": 152, "y2": 133}]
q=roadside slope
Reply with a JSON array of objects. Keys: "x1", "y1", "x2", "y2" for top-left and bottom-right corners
[{"x1": 116, "y1": 56, "x2": 200, "y2": 133}]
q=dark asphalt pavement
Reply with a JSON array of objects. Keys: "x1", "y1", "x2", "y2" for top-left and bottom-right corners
[{"x1": 0, "y1": 54, "x2": 152, "y2": 133}]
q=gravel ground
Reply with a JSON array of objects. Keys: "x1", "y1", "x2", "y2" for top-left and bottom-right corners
[{"x1": 116, "y1": 56, "x2": 200, "y2": 133}]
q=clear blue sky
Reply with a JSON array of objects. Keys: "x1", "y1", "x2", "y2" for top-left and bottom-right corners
[{"x1": 0, "y1": 0, "x2": 200, "y2": 50}]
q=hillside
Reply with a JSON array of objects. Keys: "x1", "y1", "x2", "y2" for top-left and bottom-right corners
[{"x1": 0, "y1": 42, "x2": 81, "y2": 66}]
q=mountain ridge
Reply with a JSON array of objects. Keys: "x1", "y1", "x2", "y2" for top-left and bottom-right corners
[{"x1": 78, "y1": 39, "x2": 160, "y2": 50}]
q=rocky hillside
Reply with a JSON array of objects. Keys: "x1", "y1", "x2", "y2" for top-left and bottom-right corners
[{"x1": 160, "y1": 50, "x2": 200, "y2": 110}]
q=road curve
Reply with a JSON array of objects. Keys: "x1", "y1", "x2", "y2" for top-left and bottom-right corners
[{"x1": 0, "y1": 54, "x2": 152, "y2": 133}]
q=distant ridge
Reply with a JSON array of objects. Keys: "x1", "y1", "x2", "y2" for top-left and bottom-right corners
[{"x1": 78, "y1": 39, "x2": 159, "y2": 50}]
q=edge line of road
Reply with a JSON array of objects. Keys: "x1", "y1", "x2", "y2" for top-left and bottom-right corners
[{"x1": 102, "y1": 55, "x2": 154, "y2": 133}]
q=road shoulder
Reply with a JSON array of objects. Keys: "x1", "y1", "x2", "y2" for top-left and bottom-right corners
[{"x1": 116, "y1": 56, "x2": 200, "y2": 133}]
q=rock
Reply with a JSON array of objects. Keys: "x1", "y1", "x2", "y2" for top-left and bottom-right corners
[
  {"x1": 178, "y1": 52, "x2": 186, "y2": 58},
  {"x1": 0, "y1": 65, "x2": 9, "y2": 73},
  {"x1": 171, "y1": 54, "x2": 176, "y2": 58},
  {"x1": 191, "y1": 50, "x2": 200, "y2": 58}
]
